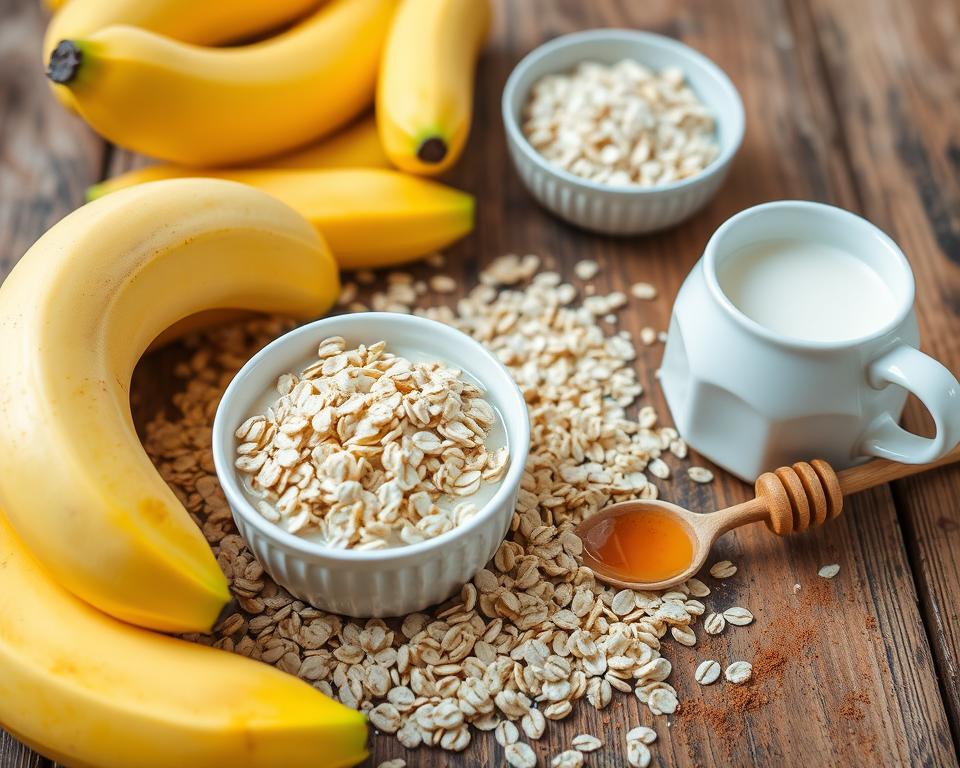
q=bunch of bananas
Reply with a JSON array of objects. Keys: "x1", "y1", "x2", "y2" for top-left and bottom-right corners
[
  {"x1": 43, "y1": 0, "x2": 491, "y2": 269},
  {"x1": 0, "y1": 178, "x2": 368, "y2": 766}
]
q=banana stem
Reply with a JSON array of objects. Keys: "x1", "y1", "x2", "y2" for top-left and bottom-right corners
[{"x1": 47, "y1": 40, "x2": 83, "y2": 84}]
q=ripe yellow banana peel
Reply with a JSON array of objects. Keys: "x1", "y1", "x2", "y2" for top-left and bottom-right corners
[
  {"x1": 89, "y1": 168, "x2": 475, "y2": 270},
  {"x1": 47, "y1": 0, "x2": 399, "y2": 166},
  {"x1": 0, "y1": 513, "x2": 368, "y2": 768},
  {"x1": 44, "y1": 0, "x2": 321, "y2": 60},
  {"x1": 0, "y1": 178, "x2": 340, "y2": 633},
  {"x1": 377, "y1": 0, "x2": 491, "y2": 175},
  {"x1": 87, "y1": 115, "x2": 391, "y2": 200},
  {"x1": 43, "y1": 0, "x2": 323, "y2": 112}
]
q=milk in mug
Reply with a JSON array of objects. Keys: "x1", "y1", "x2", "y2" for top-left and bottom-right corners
[{"x1": 717, "y1": 238, "x2": 898, "y2": 342}]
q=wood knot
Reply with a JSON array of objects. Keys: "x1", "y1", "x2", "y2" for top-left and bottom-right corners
[{"x1": 755, "y1": 460, "x2": 843, "y2": 535}]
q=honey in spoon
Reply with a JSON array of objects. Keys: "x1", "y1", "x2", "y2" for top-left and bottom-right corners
[{"x1": 580, "y1": 506, "x2": 695, "y2": 583}]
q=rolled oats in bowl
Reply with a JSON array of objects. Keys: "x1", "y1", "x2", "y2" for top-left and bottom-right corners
[
  {"x1": 234, "y1": 337, "x2": 510, "y2": 550},
  {"x1": 522, "y1": 58, "x2": 720, "y2": 188}
]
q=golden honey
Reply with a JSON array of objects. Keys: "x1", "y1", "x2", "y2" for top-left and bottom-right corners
[{"x1": 581, "y1": 507, "x2": 694, "y2": 583}]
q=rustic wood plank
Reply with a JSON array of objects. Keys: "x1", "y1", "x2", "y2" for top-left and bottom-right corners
[
  {"x1": 0, "y1": 0, "x2": 104, "y2": 274},
  {"x1": 0, "y1": 0, "x2": 105, "y2": 763},
  {"x1": 0, "y1": 738, "x2": 47, "y2": 768},
  {"x1": 800, "y1": 0, "x2": 960, "y2": 742}
]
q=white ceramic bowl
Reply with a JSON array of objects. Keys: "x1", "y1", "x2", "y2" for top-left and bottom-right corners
[
  {"x1": 212, "y1": 313, "x2": 530, "y2": 617},
  {"x1": 502, "y1": 29, "x2": 745, "y2": 235}
]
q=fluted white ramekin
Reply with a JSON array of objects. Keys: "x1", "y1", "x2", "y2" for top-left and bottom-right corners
[
  {"x1": 502, "y1": 29, "x2": 745, "y2": 235},
  {"x1": 212, "y1": 313, "x2": 530, "y2": 618}
]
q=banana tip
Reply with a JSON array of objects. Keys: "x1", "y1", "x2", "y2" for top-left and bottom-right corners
[
  {"x1": 416, "y1": 137, "x2": 448, "y2": 165},
  {"x1": 47, "y1": 40, "x2": 82, "y2": 85}
]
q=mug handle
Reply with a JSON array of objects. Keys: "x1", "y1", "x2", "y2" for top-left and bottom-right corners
[{"x1": 858, "y1": 344, "x2": 960, "y2": 463}]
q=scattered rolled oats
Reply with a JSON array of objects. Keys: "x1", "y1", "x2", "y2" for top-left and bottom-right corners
[
  {"x1": 626, "y1": 726, "x2": 657, "y2": 745},
  {"x1": 505, "y1": 742, "x2": 537, "y2": 768},
  {"x1": 234, "y1": 338, "x2": 508, "y2": 548},
  {"x1": 818, "y1": 564, "x2": 840, "y2": 579},
  {"x1": 709, "y1": 560, "x2": 737, "y2": 579},
  {"x1": 522, "y1": 59, "x2": 720, "y2": 188},
  {"x1": 142, "y1": 258, "x2": 760, "y2": 764},
  {"x1": 552, "y1": 750, "x2": 585, "y2": 768},
  {"x1": 647, "y1": 457, "x2": 670, "y2": 479},
  {"x1": 626, "y1": 739, "x2": 652, "y2": 768},
  {"x1": 703, "y1": 612, "x2": 725, "y2": 635},
  {"x1": 687, "y1": 466, "x2": 714, "y2": 484},
  {"x1": 725, "y1": 661, "x2": 753, "y2": 685},
  {"x1": 496, "y1": 720, "x2": 520, "y2": 747},
  {"x1": 695, "y1": 659, "x2": 721, "y2": 685},
  {"x1": 571, "y1": 734, "x2": 602, "y2": 752},
  {"x1": 377, "y1": 760, "x2": 405, "y2": 768},
  {"x1": 574, "y1": 260, "x2": 600, "y2": 280},
  {"x1": 646, "y1": 687, "x2": 678, "y2": 716},
  {"x1": 429, "y1": 274, "x2": 457, "y2": 293},
  {"x1": 722, "y1": 607, "x2": 754, "y2": 626},
  {"x1": 630, "y1": 282, "x2": 658, "y2": 301}
]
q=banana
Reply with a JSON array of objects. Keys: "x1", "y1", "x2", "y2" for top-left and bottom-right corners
[
  {"x1": 44, "y1": 0, "x2": 321, "y2": 60},
  {"x1": 87, "y1": 116, "x2": 390, "y2": 199},
  {"x1": 0, "y1": 178, "x2": 340, "y2": 632},
  {"x1": 259, "y1": 114, "x2": 390, "y2": 170},
  {"x1": 46, "y1": 0, "x2": 398, "y2": 166},
  {"x1": 0, "y1": 513, "x2": 368, "y2": 768},
  {"x1": 88, "y1": 168, "x2": 475, "y2": 270},
  {"x1": 377, "y1": 0, "x2": 491, "y2": 175}
]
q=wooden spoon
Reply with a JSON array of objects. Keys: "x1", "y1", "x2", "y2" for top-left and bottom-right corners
[{"x1": 576, "y1": 443, "x2": 960, "y2": 591}]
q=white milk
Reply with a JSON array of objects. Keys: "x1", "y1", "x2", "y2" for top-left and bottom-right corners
[
  {"x1": 718, "y1": 238, "x2": 898, "y2": 342},
  {"x1": 241, "y1": 341, "x2": 509, "y2": 548}
]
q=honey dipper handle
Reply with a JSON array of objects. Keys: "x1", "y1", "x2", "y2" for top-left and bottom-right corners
[{"x1": 837, "y1": 441, "x2": 960, "y2": 494}]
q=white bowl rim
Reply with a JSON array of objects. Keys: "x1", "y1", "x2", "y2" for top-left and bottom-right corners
[
  {"x1": 501, "y1": 28, "x2": 746, "y2": 197},
  {"x1": 212, "y1": 312, "x2": 531, "y2": 565}
]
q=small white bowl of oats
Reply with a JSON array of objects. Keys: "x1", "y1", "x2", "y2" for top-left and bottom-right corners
[
  {"x1": 502, "y1": 29, "x2": 745, "y2": 234},
  {"x1": 212, "y1": 312, "x2": 530, "y2": 617}
]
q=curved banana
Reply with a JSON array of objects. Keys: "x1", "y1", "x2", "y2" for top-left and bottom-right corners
[
  {"x1": 0, "y1": 514, "x2": 367, "y2": 768},
  {"x1": 87, "y1": 116, "x2": 389, "y2": 199},
  {"x1": 47, "y1": 0, "x2": 398, "y2": 166},
  {"x1": 264, "y1": 114, "x2": 389, "y2": 170},
  {"x1": 377, "y1": 0, "x2": 491, "y2": 175},
  {"x1": 0, "y1": 179, "x2": 340, "y2": 632},
  {"x1": 89, "y1": 168, "x2": 475, "y2": 270},
  {"x1": 44, "y1": 0, "x2": 322, "y2": 60}
]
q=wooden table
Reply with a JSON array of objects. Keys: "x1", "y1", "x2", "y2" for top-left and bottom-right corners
[{"x1": 2, "y1": 0, "x2": 959, "y2": 765}]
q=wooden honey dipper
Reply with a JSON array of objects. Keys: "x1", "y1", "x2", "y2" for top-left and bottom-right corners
[{"x1": 576, "y1": 443, "x2": 960, "y2": 591}]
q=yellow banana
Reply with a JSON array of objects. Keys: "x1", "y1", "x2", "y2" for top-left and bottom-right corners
[
  {"x1": 47, "y1": 0, "x2": 398, "y2": 166},
  {"x1": 87, "y1": 116, "x2": 390, "y2": 198},
  {"x1": 263, "y1": 114, "x2": 390, "y2": 170},
  {"x1": 89, "y1": 168, "x2": 475, "y2": 270},
  {"x1": 0, "y1": 179, "x2": 340, "y2": 633},
  {"x1": 43, "y1": 0, "x2": 67, "y2": 12},
  {"x1": 0, "y1": 513, "x2": 367, "y2": 768},
  {"x1": 377, "y1": 0, "x2": 491, "y2": 175},
  {"x1": 44, "y1": 0, "x2": 322, "y2": 60}
]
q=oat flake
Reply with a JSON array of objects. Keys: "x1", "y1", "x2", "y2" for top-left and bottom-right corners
[
  {"x1": 725, "y1": 661, "x2": 753, "y2": 685},
  {"x1": 819, "y1": 564, "x2": 840, "y2": 579}
]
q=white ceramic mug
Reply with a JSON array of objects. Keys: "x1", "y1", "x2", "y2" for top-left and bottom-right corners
[{"x1": 660, "y1": 201, "x2": 960, "y2": 481}]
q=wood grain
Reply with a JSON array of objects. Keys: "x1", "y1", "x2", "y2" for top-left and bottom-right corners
[
  {"x1": 0, "y1": 0, "x2": 103, "y2": 275},
  {"x1": 801, "y1": 0, "x2": 960, "y2": 742},
  {"x1": 1, "y1": 0, "x2": 958, "y2": 766}
]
